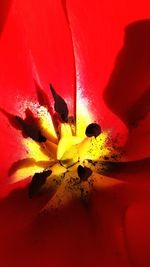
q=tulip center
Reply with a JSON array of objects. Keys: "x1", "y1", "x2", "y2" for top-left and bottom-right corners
[{"x1": 9, "y1": 84, "x2": 113, "y2": 210}]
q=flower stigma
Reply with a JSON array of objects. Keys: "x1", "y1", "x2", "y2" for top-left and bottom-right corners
[{"x1": 8, "y1": 84, "x2": 120, "y2": 211}]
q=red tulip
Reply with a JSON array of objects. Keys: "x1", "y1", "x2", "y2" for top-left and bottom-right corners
[{"x1": 0, "y1": 1, "x2": 150, "y2": 267}]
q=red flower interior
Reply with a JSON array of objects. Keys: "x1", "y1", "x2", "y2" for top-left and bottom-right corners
[{"x1": 0, "y1": 1, "x2": 150, "y2": 267}]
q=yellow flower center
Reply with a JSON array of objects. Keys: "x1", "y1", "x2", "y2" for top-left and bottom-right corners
[{"x1": 9, "y1": 85, "x2": 116, "y2": 211}]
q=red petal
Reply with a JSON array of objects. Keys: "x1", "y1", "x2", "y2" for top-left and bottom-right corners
[
  {"x1": 0, "y1": 3, "x2": 37, "y2": 187},
  {"x1": 103, "y1": 18, "x2": 150, "y2": 158},
  {"x1": 66, "y1": 0, "x2": 150, "y2": 150},
  {"x1": 15, "y1": 0, "x2": 76, "y2": 114},
  {"x1": 0, "y1": 184, "x2": 132, "y2": 267},
  {"x1": 0, "y1": 0, "x2": 12, "y2": 35},
  {"x1": 121, "y1": 114, "x2": 150, "y2": 160},
  {"x1": 104, "y1": 20, "x2": 150, "y2": 127},
  {"x1": 105, "y1": 157, "x2": 150, "y2": 185},
  {"x1": 0, "y1": 0, "x2": 76, "y2": 186},
  {"x1": 126, "y1": 198, "x2": 150, "y2": 267}
]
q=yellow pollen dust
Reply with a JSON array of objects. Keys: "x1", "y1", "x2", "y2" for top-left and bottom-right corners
[{"x1": 12, "y1": 105, "x2": 111, "y2": 210}]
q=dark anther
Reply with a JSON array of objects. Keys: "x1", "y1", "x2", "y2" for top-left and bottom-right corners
[
  {"x1": 15, "y1": 108, "x2": 46, "y2": 142},
  {"x1": 0, "y1": 107, "x2": 46, "y2": 142},
  {"x1": 29, "y1": 170, "x2": 52, "y2": 198},
  {"x1": 50, "y1": 84, "x2": 69, "y2": 122},
  {"x1": 77, "y1": 165, "x2": 93, "y2": 181},
  {"x1": 35, "y1": 80, "x2": 53, "y2": 114},
  {"x1": 85, "y1": 123, "x2": 101, "y2": 138}
]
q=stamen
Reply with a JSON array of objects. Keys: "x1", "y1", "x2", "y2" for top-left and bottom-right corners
[
  {"x1": 15, "y1": 115, "x2": 46, "y2": 142},
  {"x1": 85, "y1": 123, "x2": 101, "y2": 138},
  {"x1": 35, "y1": 80, "x2": 53, "y2": 114},
  {"x1": 77, "y1": 165, "x2": 93, "y2": 181},
  {"x1": 0, "y1": 108, "x2": 46, "y2": 142},
  {"x1": 29, "y1": 170, "x2": 52, "y2": 198},
  {"x1": 50, "y1": 84, "x2": 69, "y2": 122},
  {"x1": 5, "y1": 83, "x2": 112, "y2": 210}
]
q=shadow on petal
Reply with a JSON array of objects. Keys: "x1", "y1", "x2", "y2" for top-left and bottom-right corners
[
  {"x1": 125, "y1": 198, "x2": 150, "y2": 267},
  {"x1": 104, "y1": 19, "x2": 150, "y2": 126},
  {"x1": 0, "y1": 0, "x2": 12, "y2": 35},
  {"x1": 104, "y1": 20, "x2": 150, "y2": 159},
  {"x1": 0, "y1": 182, "x2": 136, "y2": 267},
  {"x1": 104, "y1": 157, "x2": 150, "y2": 185}
]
